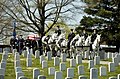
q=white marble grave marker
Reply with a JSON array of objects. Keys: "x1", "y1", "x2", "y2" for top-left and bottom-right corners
[
  {"x1": 61, "y1": 53, "x2": 66, "y2": 62},
  {"x1": 33, "y1": 68, "x2": 40, "y2": 79},
  {"x1": 54, "y1": 71, "x2": 62, "y2": 79},
  {"x1": 67, "y1": 68, "x2": 74, "y2": 78},
  {"x1": 60, "y1": 63, "x2": 66, "y2": 71},
  {"x1": 90, "y1": 68, "x2": 98, "y2": 79},
  {"x1": 48, "y1": 67, "x2": 55, "y2": 75},
  {"x1": 78, "y1": 65, "x2": 84, "y2": 75},
  {"x1": 35, "y1": 50, "x2": 40, "y2": 59},
  {"x1": 100, "y1": 66, "x2": 107, "y2": 76},
  {"x1": 54, "y1": 57, "x2": 60, "y2": 66},
  {"x1": 94, "y1": 56, "x2": 100, "y2": 65},
  {"x1": 42, "y1": 61, "x2": 47, "y2": 69},
  {"x1": 88, "y1": 60, "x2": 94, "y2": 69},
  {"x1": 76, "y1": 55, "x2": 82, "y2": 64},
  {"x1": 108, "y1": 62, "x2": 115, "y2": 72},
  {"x1": 70, "y1": 59, "x2": 76, "y2": 67}
]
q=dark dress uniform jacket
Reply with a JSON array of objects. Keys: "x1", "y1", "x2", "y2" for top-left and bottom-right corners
[
  {"x1": 56, "y1": 29, "x2": 61, "y2": 36},
  {"x1": 10, "y1": 38, "x2": 18, "y2": 49},
  {"x1": 90, "y1": 33, "x2": 97, "y2": 51},
  {"x1": 25, "y1": 39, "x2": 32, "y2": 48},
  {"x1": 91, "y1": 33, "x2": 97, "y2": 43},
  {"x1": 67, "y1": 32, "x2": 75, "y2": 49}
]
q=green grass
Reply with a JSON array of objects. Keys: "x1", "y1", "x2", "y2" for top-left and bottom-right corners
[
  {"x1": 0, "y1": 54, "x2": 120, "y2": 79},
  {"x1": 101, "y1": 58, "x2": 112, "y2": 62}
]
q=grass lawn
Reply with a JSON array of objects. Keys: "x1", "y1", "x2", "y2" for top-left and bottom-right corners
[{"x1": 0, "y1": 53, "x2": 120, "y2": 79}]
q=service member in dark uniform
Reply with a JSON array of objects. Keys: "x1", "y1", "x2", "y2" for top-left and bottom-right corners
[
  {"x1": 67, "y1": 29, "x2": 75, "y2": 50},
  {"x1": 31, "y1": 38, "x2": 37, "y2": 55},
  {"x1": 81, "y1": 29, "x2": 88, "y2": 40},
  {"x1": 10, "y1": 36, "x2": 18, "y2": 50},
  {"x1": 25, "y1": 37, "x2": 32, "y2": 48},
  {"x1": 56, "y1": 26, "x2": 61, "y2": 36},
  {"x1": 90, "y1": 30, "x2": 97, "y2": 51},
  {"x1": 18, "y1": 35, "x2": 25, "y2": 55}
]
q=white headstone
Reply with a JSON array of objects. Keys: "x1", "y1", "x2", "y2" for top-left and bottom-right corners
[
  {"x1": 40, "y1": 55, "x2": 45, "y2": 64},
  {"x1": 112, "y1": 53, "x2": 116, "y2": 58},
  {"x1": 61, "y1": 53, "x2": 66, "y2": 62},
  {"x1": 22, "y1": 50, "x2": 27, "y2": 58},
  {"x1": 0, "y1": 62, "x2": 6, "y2": 69},
  {"x1": 35, "y1": 50, "x2": 40, "y2": 59},
  {"x1": 48, "y1": 67, "x2": 55, "y2": 75},
  {"x1": 108, "y1": 52, "x2": 112, "y2": 59},
  {"x1": 26, "y1": 47, "x2": 30, "y2": 54},
  {"x1": 15, "y1": 60, "x2": 21, "y2": 67},
  {"x1": 112, "y1": 57, "x2": 119, "y2": 67},
  {"x1": 30, "y1": 48, "x2": 33, "y2": 54},
  {"x1": 13, "y1": 49, "x2": 17, "y2": 55},
  {"x1": 27, "y1": 54, "x2": 31, "y2": 59},
  {"x1": 78, "y1": 65, "x2": 84, "y2": 75},
  {"x1": 94, "y1": 56, "x2": 100, "y2": 65},
  {"x1": 98, "y1": 50, "x2": 105, "y2": 59},
  {"x1": 76, "y1": 55, "x2": 82, "y2": 64},
  {"x1": 15, "y1": 53, "x2": 20, "y2": 61},
  {"x1": 38, "y1": 75, "x2": 46, "y2": 79},
  {"x1": 67, "y1": 68, "x2": 74, "y2": 78},
  {"x1": 90, "y1": 68, "x2": 98, "y2": 79},
  {"x1": 33, "y1": 68, "x2": 40, "y2": 79},
  {"x1": 47, "y1": 51, "x2": 52, "y2": 61},
  {"x1": 1, "y1": 59, "x2": 6, "y2": 63},
  {"x1": 2, "y1": 54, "x2": 8, "y2": 60},
  {"x1": 88, "y1": 60, "x2": 94, "y2": 69},
  {"x1": 70, "y1": 59, "x2": 76, "y2": 67},
  {"x1": 60, "y1": 63, "x2": 66, "y2": 71},
  {"x1": 26, "y1": 58, "x2": 32, "y2": 67},
  {"x1": 79, "y1": 75, "x2": 87, "y2": 79},
  {"x1": 0, "y1": 75, "x2": 4, "y2": 79},
  {"x1": 116, "y1": 54, "x2": 120, "y2": 62},
  {"x1": 108, "y1": 62, "x2": 115, "y2": 72},
  {"x1": 54, "y1": 71, "x2": 62, "y2": 79},
  {"x1": 104, "y1": 53, "x2": 107, "y2": 60},
  {"x1": 0, "y1": 68, "x2": 5, "y2": 76},
  {"x1": 84, "y1": 51, "x2": 89, "y2": 59},
  {"x1": 42, "y1": 61, "x2": 47, "y2": 69},
  {"x1": 100, "y1": 66, "x2": 107, "y2": 76},
  {"x1": 54, "y1": 57, "x2": 60, "y2": 66}
]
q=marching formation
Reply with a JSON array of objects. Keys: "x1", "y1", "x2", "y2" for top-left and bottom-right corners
[
  {"x1": 42, "y1": 27, "x2": 101, "y2": 59},
  {"x1": 10, "y1": 26, "x2": 101, "y2": 59}
]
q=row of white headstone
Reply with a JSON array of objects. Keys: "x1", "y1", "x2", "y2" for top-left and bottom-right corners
[
  {"x1": 0, "y1": 49, "x2": 8, "y2": 79},
  {"x1": 13, "y1": 48, "x2": 120, "y2": 79},
  {"x1": 10, "y1": 47, "x2": 119, "y2": 78},
  {"x1": 13, "y1": 49, "x2": 27, "y2": 79},
  {"x1": 0, "y1": 47, "x2": 120, "y2": 79}
]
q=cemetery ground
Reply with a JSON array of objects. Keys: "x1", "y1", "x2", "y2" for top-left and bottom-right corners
[{"x1": 0, "y1": 52, "x2": 120, "y2": 79}]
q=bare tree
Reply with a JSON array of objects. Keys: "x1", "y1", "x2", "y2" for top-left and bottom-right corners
[
  {"x1": 0, "y1": 0, "x2": 87, "y2": 36},
  {"x1": 0, "y1": 0, "x2": 13, "y2": 41}
]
